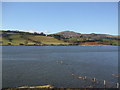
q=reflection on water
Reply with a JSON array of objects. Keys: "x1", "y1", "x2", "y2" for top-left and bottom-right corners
[{"x1": 2, "y1": 46, "x2": 118, "y2": 88}]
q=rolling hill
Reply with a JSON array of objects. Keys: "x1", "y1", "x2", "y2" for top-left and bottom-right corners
[
  {"x1": 0, "y1": 30, "x2": 70, "y2": 46},
  {"x1": 55, "y1": 31, "x2": 119, "y2": 40},
  {"x1": 0, "y1": 30, "x2": 120, "y2": 46}
]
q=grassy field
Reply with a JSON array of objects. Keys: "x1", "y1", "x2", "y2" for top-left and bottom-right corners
[
  {"x1": 1, "y1": 30, "x2": 120, "y2": 46},
  {"x1": 28, "y1": 35, "x2": 70, "y2": 45},
  {"x1": 1, "y1": 31, "x2": 70, "y2": 46}
]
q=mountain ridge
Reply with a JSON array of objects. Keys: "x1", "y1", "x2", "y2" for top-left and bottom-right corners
[
  {"x1": 54, "y1": 30, "x2": 119, "y2": 40},
  {"x1": 1, "y1": 30, "x2": 120, "y2": 46}
]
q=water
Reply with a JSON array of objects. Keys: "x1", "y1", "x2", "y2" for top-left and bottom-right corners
[{"x1": 2, "y1": 46, "x2": 118, "y2": 88}]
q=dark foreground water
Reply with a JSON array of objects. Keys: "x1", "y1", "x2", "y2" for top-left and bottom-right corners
[{"x1": 2, "y1": 46, "x2": 118, "y2": 88}]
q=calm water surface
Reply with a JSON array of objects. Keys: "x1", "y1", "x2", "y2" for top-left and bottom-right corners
[{"x1": 2, "y1": 46, "x2": 118, "y2": 88}]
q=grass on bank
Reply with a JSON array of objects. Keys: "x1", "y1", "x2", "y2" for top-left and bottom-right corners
[
  {"x1": 1, "y1": 30, "x2": 120, "y2": 46},
  {"x1": 1, "y1": 32, "x2": 70, "y2": 46}
]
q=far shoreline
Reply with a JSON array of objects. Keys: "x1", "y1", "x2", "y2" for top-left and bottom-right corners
[{"x1": 0, "y1": 45, "x2": 118, "y2": 46}]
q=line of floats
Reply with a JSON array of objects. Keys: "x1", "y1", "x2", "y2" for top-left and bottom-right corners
[
  {"x1": 71, "y1": 73, "x2": 119, "y2": 88},
  {"x1": 56, "y1": 60, "x2": 119, "y2": 88}
]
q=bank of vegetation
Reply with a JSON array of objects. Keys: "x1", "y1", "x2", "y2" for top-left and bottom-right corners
[{"x1": 0, "y1": 30, "x2": 120, "y2": 46}]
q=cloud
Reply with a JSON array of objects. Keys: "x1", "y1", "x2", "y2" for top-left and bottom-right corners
[
  {"x1": 1, "y1": 28, "x2": 50, "y2": 34},
  {"x1": 20, "y1": 29, "x2": 50, "y2": 34},
  {"x1": 20, "y1": 29, "x2": 36, "y2": 33},
  {"x1": 43, "y1": 30, "x2": 49, "y2": 34}
]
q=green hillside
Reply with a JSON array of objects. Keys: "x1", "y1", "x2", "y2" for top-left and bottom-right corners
[
  {"x1": 0, "y1": 31, "x2": 70, "y2": 46},
  {"x1": 0, "y1": 30, "x2": 120, "y2": 46}
]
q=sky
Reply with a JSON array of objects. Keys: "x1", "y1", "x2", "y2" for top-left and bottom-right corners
[{"x1": 2, "y1": 2, "x2": 118, "y2": 35}]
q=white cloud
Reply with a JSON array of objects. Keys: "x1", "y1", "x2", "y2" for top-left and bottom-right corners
[
  {"x1": 43, "y1": 30, "x2": 49, "y2": 34},
  {"x1": 1, "y1": 28, "x2": 50, "y2": 34},
  {"x1": 20, "y1": 29, "x2": 50, "y2": 34},
  {"x1": 20, "y1": 29, "x2": 36, "y2": 33}
]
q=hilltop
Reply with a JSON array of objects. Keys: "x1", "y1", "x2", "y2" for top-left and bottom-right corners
[
  {"x1": 56, "y1": 31, "x2": 81, "y2": 38},
  {"x1": 56, "y1": 31, "x2": 119, "y2": 40},
  {"x1": 0, "y1": 30, "x2": 120, "y2": 46}
]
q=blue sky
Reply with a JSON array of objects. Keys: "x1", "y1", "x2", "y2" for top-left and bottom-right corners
[{"x1": 2, "y1": 2, "x2": 118, "y2": 35}]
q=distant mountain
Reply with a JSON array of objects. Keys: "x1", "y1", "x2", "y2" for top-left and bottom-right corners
[
  {"x1": 55, "y1": 31, "x2": 120, "y2": 40},
  {"x1": 55, "y1": 31, "x2": 81, "y2": 38}
]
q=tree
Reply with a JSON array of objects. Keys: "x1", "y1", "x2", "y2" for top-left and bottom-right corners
[
  {"x1": 34, "y1": 32, "x2": 38, "y2": 35},
  {"x1": 8, "y1": 38, "x2": 13, "y2": 42},
  {"x1": 40, "y1": 32, "x2": 46, "y2": 36},
  {"x1": 79, "y1": 35, "x2": 83, "y2": 38}
]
